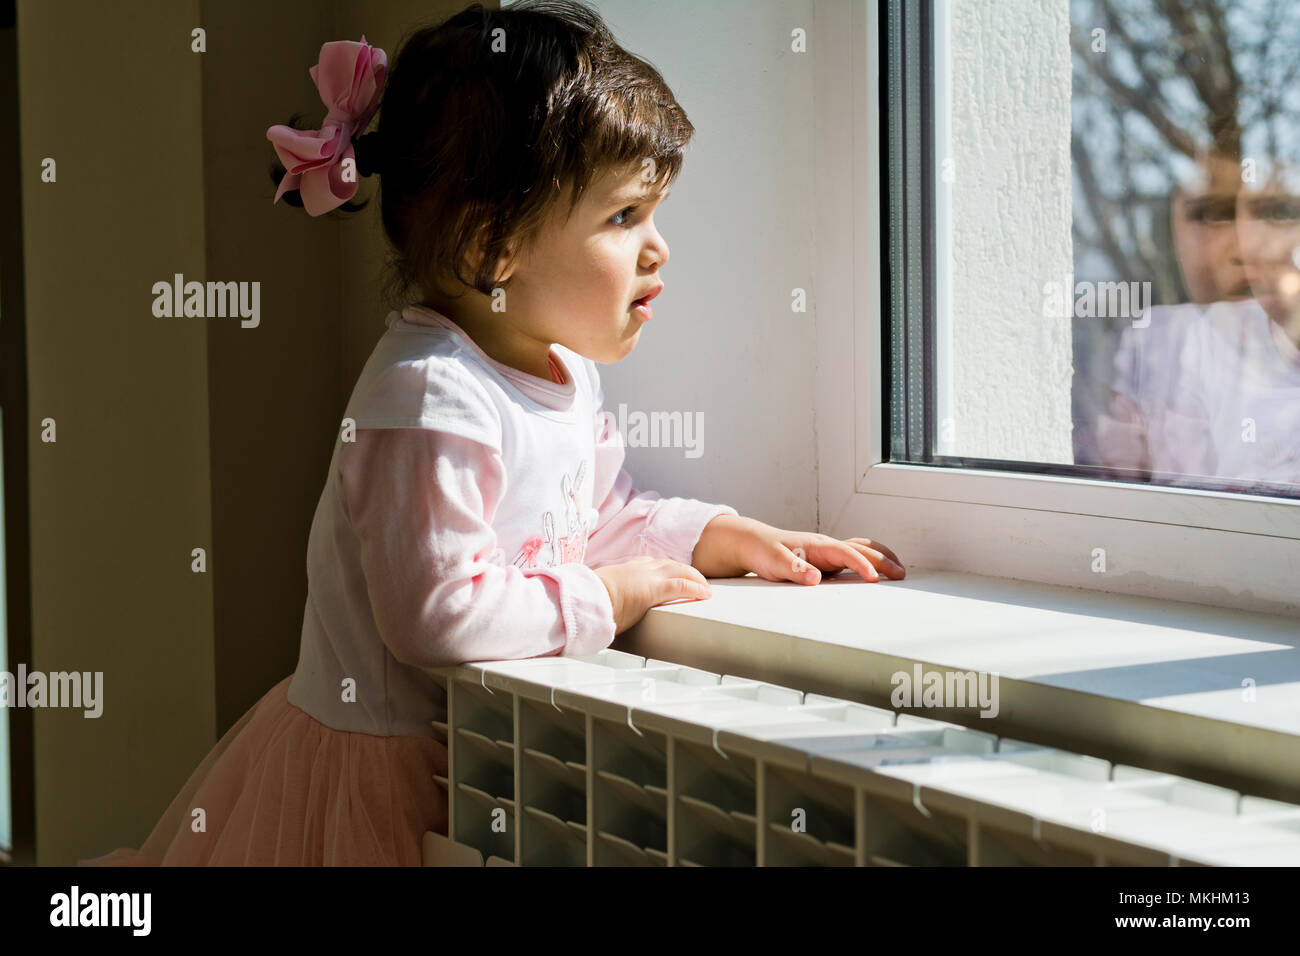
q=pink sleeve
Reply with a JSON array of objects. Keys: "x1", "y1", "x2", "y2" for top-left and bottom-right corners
[
  {"x1": 583, "y1": 407, "x2": 738, "y2": 570},
  {"x1": 1095, "y1": 392, "x2": 1151, "y2": 472},
  {"x1": 339, "y1": 428, "x2": 616, "y2": 669}
]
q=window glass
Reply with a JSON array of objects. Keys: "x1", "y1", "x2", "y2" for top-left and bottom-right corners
[{"x1": 906, "y1": 0, "x2": 1300, "y2": 499}]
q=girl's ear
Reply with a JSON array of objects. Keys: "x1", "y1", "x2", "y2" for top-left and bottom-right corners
[
  {"x1": 494, "y1": 253, "x2": 517, "y2": 283},
  {"x1": 494, "y1": 239, "x2": 522, "y2": 284},
  {"x1": 469, "y1": 225, "x2": 520, "y2": 285}
]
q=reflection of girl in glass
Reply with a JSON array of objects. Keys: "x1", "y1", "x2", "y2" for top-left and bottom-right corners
[{"x1": 1098, "y1": 147, "x2": 1300, "y2": 487}]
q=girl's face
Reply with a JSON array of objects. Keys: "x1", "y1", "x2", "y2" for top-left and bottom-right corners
[
  {"x1": 1236, "y1": 165, "x2": 1300, "y2": 330},
  {"x1": 501, "y1": 164, "x2": 671, "y2": 365},
  {"x1": 1171, "y1": 153, "x2": 1250, "y2": 304}
]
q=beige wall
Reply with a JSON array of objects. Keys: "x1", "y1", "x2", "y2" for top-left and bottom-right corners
[
  {"x1": 199, "y1": 0, "x2": 340, "y2": 736},
  {"x1": 18, "y1": 0, "x2": 472, "y2": 866},
  {"x1": 19, "y1": 0, "x2": 215, "y2": 866}
]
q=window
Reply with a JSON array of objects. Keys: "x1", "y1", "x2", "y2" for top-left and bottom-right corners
[
  {"x1": 810, "y1": 0, "x2": 1300, "y2": 617},
  {"x1": 892, "y1": 0, "x2": 1300, "y2": 497}
]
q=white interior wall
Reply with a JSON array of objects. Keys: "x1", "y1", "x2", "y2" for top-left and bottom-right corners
[
  {"x1": 587, "y1": 0, "x2": 820, "y2": 530},
  {"x1": 587, "y1": 0, "x2": 1074, "y2": 525}
]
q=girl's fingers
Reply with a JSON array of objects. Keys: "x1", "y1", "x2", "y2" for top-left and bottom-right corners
[
  {"x1": 656, "y1": 571, "x2": 712, "y2": 606},
  {"x1": 845, "y1": 540, "x2": 906, "y2": 579},
  {"x1": 678, "y1": 562, "x2": 710, "y2": 588},
  {"x1": 757, "y1": 537, "x2": 904, "y2": 586},
  {"x1": 790, "y1": 540, "x2": 879, "y2": 583},
  {"x1": 674, "y1": 562, "x2": 712, "y2": 598},
  {"x1": 777, "y1": 543, "x2": 822, "y2": 585},
  {"x1": 846, "y1": 537, "x2": 904, "y2": 568},
  {"x1": 826, "y1": 541, "x2": 880, "y2": 581}
]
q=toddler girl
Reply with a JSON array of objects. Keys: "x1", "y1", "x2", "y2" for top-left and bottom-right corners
[{"x1": 81, "y1": 0, "x2": 904, "y2": 867}]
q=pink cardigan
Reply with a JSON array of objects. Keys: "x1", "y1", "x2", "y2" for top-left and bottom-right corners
[{"x1": 333, "y1": 307, "x2": 737, "y2": 674}]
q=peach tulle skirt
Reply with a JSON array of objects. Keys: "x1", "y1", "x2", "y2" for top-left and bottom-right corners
[{"x1": 77, "y1": 677, "x2": 449, "y2": 866}]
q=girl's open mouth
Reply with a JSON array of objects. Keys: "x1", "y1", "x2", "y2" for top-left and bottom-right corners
[{"x1": 630, "y1": 283, "x2": 663, "y2": 321}]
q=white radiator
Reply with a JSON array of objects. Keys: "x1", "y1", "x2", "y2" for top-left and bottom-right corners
[{"x1": 421, "y1": 649, "x2": 1300, "y2": 866}]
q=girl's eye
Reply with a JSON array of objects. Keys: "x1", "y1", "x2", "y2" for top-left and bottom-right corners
[
  {"x1": 611, "y1": 205, "x2": 638, "y2": 227},
  {"x1": 1185, "y1": 198, "x2": 1236, "y2": 224},
  {"x1": 1254, "y1": 198, "x2": 1300, "y2": 223}
]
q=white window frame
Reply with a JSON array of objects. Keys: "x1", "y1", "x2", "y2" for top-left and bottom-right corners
[{"x1": 812, "y1": 0, "x2": 1300, "y2": 619}]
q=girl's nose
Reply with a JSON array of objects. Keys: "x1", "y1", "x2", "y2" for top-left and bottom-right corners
[{"x1": 642, "y1": 229, "x2": 669, "y2": 270}]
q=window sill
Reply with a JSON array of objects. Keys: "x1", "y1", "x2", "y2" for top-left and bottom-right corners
[{"x1": 613, "y1": 568, "x2": 1300, "y2": 803}]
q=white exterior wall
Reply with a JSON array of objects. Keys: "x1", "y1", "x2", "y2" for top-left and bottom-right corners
[{"x1": 944, "y1": 0, "x2": 1074, "y2": 463}]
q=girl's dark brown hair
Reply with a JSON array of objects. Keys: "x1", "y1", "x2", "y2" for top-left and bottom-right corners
[{"x1": 269, "y1": 0, "x2": 694, "y2": 310}]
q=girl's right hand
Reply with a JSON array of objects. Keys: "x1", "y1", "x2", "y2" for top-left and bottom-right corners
[{"x1": 594, "y1": 557, "x2": 713, "y2": 635}]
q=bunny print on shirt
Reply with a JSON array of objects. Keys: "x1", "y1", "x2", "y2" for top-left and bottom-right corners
[{"x1": 512, "y1": 460, "x2": 590, "y2": 569}]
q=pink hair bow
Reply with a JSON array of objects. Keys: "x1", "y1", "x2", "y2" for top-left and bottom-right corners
[{"x1": 267, "y1": 36, "x2": 387, "y2": 216}]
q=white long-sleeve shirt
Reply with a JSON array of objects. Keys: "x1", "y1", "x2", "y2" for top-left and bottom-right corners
[
  {"x1": 1098, "y1": 299, "x2": 1300, "y2": 487},
  {"x1": 287, "y1": 305, "x2": 737, "y2": 737}
]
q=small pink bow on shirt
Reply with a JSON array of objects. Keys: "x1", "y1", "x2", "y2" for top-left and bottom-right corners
[{"x1": 267, "y1": 36, "x2": 387, "y2": 216}]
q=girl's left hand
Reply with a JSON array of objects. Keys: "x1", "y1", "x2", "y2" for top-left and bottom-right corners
[{"x1": 696, "y1": 515, "x2": 906, "y2": 584}]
